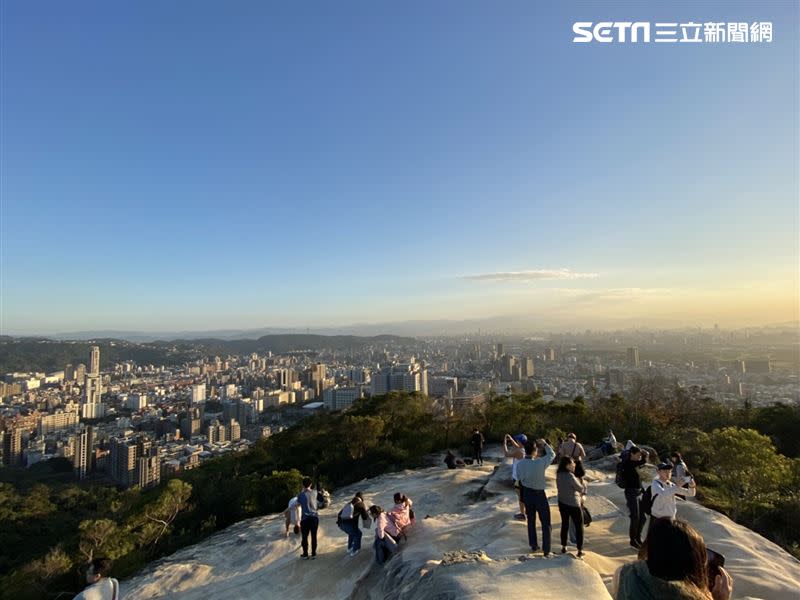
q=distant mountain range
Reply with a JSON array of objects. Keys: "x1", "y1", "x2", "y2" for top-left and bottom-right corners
[{"x1": 18, "y1": 317, "x2": 800, "y2": 343}]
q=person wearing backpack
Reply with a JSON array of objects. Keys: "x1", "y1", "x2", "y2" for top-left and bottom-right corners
[
  {"x1": 618, "y1": 445, "x2": 649, "y2": 549},
  {"x1": 650, "y1": 462, "x2": 697, "y2": 521},
  {"x1": 337, "y1": 491, "x2": 370, "y2": 556},
  {"x1": 73, "y1": 557, "x2": 119, "y2": 600}
]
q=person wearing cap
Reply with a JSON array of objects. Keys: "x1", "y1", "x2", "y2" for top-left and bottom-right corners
[
  {"x1": 504, "y1": 433, "x2": 527, "y2": 519},
  {"x1": 650, "y1": 461, "x2": 696, "y2": 521}
]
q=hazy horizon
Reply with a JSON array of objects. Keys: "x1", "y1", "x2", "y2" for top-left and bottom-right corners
[{"x1": 2, "y1": 1, "x2": 798, "y2": 333}]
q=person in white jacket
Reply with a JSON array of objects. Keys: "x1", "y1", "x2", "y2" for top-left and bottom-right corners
[
  {"x1": 650, "y1": 462, "x2": 696, "y2": 520},
  {"x1": 73, "y1": 558, "x2": 119, "y2": 600}
]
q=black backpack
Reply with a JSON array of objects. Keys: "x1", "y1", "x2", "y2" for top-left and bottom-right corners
[
  {"x1": 640, "y1": 486, "x2": 656, "y2": 515},
  {"x1": 615, "y1": 460, "x2": 626, "y2": 488}
]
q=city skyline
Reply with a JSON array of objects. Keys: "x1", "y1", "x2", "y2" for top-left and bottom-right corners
[{"x1": 2, "y1": 1, "x2": 798, "y2": 332}]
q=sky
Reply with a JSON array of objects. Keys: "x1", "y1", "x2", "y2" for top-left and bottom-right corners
[{"x1": 2, "y1": 1, "x2": 798, "y2": 334}]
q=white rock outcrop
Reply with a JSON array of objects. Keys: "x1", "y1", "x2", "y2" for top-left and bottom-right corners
[{"x1": 122, "y1": 449, "x2": 800, "y2": 599}]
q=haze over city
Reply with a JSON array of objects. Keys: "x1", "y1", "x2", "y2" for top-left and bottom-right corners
[{"x1": 2, "y1": 1, "x2": 798, "y2": 335}]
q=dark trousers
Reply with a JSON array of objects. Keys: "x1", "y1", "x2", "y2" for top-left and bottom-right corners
[
  {"x1": 373, "y1": 535, "x2": 397, "y2": 565},
  {"x1": 340, "y1": 519, "x2": 362, "y2": 551},
  {"x1": 301, "y1": 516, "x2": 319, "y2": 556},
  {"x1": 473, "y1": 447, "x2": 483, "y2": 465},
  {"x1": 625, "y1": 489, "x2": 646, "y2": 543},
  {"x1": 521, "y1": 487, "x2": 551, "y2": 554},
  {"x1": 558, "y1": 502, "x2": 584, "y2": 551}
]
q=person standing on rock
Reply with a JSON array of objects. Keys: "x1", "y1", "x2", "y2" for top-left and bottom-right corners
[
  {"x1": 471, "y1": 428, "x2": 485, "y2": 466},
  {"x1": 556, "y1": 456, "x2": 587, "y2": 557},
  {"x1": 516, "y1": 438, "x2": 556, "y2": 556},
  {"x1": 558, "y1": 433, "x2": 586, "y2": 478},
  {"x1": 297, "y1": 477, "x2": 319, "y2": 559},
  {"x1": 337, "y1": 491, "x2": 370, "y2": 556},
  {"x1": 504, "y1": 433, "x2": 527, "y2": 520},
  {"x1": 620, "y1": 446, "x2": 650, "y2": 549},
  {"x1": 650, "y1": 462, "x2": 697, "y2": 521}
]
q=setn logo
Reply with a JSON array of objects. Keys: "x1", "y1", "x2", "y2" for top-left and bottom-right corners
[{"x1": 573, "y1": 22, "x2": 650, "y2": 43}]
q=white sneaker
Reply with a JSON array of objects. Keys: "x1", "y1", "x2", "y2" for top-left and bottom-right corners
[{"x1": 350, "y1": 549, "x2": 360, "y2": 556}]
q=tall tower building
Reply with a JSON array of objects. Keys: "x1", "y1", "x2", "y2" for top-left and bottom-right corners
[
  {"x1": 2, "y1": 427, "x2": 23, "y2": 467},
  {"x1": 626, "y1": 347, "x2": 640, "y2": 368},
  {"x1": 191, "y1": 383, "x2": 207, "y2": 403},
  {"x1": 89, "y1": 346, "x2": 101, "y2": 376},
  {"x1": 73, "y1": 426, "x2": 94, "y2": 480}
]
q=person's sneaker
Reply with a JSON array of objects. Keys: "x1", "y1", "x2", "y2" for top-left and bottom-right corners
[
  {"x1": 351, "y1": 549, "x2": 360, "y2": 556},
  {"x1": 543, "y1": 552, "x2": 551, "y2": 558},
  {"x1": 311, "y1": 554, "x2": 317, "y2": 559},
  {"x1": 561, "y1": 547, "x2": 567, "y2": 554},
  {"x1": 514, "y1": 513, "x2": 527, "y2": 521},
  {"x1": 630, "y1": 540, "x2": 641, "y2": 549},
  {"x1": 301, "y1": 554, "x2": 309, "y2": 559},
  {"x1": 530, "y1": 547, "x2": 540, "y2": 553},
  {"x1": 577, "y1": 551, "x2": 585, "y2": 558}
]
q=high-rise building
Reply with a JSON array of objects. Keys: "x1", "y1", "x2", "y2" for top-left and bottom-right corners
[
  {"x1": 137, "y1": 455, "x2": 161, "y2": 489},
  {"x1": 543, "y1": 348, "x2": 556, "y2": 362},
  {"x1": 207, "y1": 419, "x2": 228, "y2": 444},
  {"x1": 180, "y1": 407, "x2": 204, "y2": 439},
  {"x1": 520, "y1": 357, "x2": 535, "y2": 378},
  {"x1": 39, "y1": 411, "x2": 80, "y2": 435},
  {"x1": 607, "y1": 369, "x2": 624, "y2": 389},
  {"x1": 89, "y1": 346, "x2": 101, "y2": 376},
  {"x1": 191, "y1": 383, "x2": 207, "y2": 403},
  {"x1": 626, "y1": 347, "x2": 640, "y2": 368},
  {"x1": 323, "y1": 386, "x2": 364, "y2": 410},
  {"x1": 495, "y1": 343, "x2": 504, "y2": 358},
  {"x1": 370, "y1": 363, "x2": 429, "y2": 396},
  {"x1": 2, "y1": 427, "x2": 23, "y2": 467},
  {"x1": 228, "y1": 419, "x2": 241, "y2": 442},
  {"x1": 127, "y1": 394, "x2": 148, "y2": 411},
  {"x1": 277, "y1": 368, "x2": 298, "y2": 391},
  {"x1": 73, "y1": 426, "x2": 94, "y2": 480},
  {"x1": 428, "y1": 377, "x2": 459, "y2": 399},
  {"x1": 307, "y1": 363, "x2": 327, "y2": 399}
]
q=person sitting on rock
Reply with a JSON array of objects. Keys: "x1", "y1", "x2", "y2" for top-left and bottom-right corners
[
  {"x1": 283, "y1": 495, "x2": 302, "y2": 537},
  {"x1": 601, "y1": 429, "x2": 618, "y2": 455},
  {"x1": 670, "y1": 452, "x2": 690, "y2": 483},
  {"x1": 614, "y1": 518, "x2": 733, "y2": 600},
  {"x1": 503, "y1": 433, "x2": 527, "y2": 520},
  {"x1": 73, "y1": 557, "x2": 119, "y2": 600},
  {"x1": 556, "y1": 456, "x2": 587, "y2": 557},
  {"x1": 368, "y1": 505, "x2": 399, "y2": 565}
]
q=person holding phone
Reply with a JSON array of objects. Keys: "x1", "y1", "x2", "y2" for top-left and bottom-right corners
[
  {"x1": 650, "y1": 462, "x2": 697, "y2": 520},
  {"x1": 614, "y1": 518, "x2": 733, "y2": 600}
]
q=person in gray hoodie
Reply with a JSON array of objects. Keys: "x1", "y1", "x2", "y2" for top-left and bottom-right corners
[
  {"x1": 297, "y1": 477, "x2": 319, "y2": 559},
  {"x1": 556, "y1": 456, "x2": 587, "y2": 556}
]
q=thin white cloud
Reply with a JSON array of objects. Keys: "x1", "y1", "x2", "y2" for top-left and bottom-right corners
[
  {"x1": 462, "y1": 269, "x2": 599, "y2": 282},
  {"x1": 552, "y1": 287, "x2": 675, "y2": 303}
]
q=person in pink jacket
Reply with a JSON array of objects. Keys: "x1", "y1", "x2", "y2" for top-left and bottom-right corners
[{"x1": 369, "y1": 505, "x2": 399, "y2": 565}]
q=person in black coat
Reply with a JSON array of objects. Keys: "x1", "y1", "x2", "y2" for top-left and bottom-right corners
[{"x1": 470, "y1": 428, "x2": 485, "y2": 466}]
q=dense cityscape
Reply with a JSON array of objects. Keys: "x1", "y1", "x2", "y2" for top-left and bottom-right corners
[{"x1": 1, "y1": 325, "x2": 797, "y2": 490}]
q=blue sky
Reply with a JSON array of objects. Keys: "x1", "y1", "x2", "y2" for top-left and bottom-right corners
[{"x1": 2, "y1": 1, "x2": 798, "y2": 333}]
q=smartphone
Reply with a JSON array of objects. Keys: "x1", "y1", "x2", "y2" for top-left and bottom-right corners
[{"x1": 707, "y1": 548, "x2": 725, "y2": 588}]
